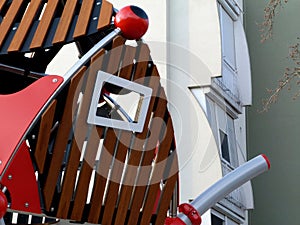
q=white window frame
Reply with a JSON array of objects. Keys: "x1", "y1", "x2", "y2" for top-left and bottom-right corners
[
  {"x1": 205, "y1": 96, "x2": 239, "y2": 169},
  {"x1": 211, "y1": 209, "x2": 241, "y2": 225}
]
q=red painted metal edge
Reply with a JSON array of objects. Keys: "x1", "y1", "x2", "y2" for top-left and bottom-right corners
[
  {"x1": 165, "y1": 217, "x2": 187, "y2": 225},
  {"x1": 0, "y1": 75, "x2": 63, "y2": 176},
  {"x1": 1, "y1": 141, "x2": 41, "y2": 214},
  {"x1": 261, "y1": 154, "x2": 271, "y2": 169}
]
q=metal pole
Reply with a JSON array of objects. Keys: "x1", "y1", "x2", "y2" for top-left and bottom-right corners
[{"x1": 178, "y1": 154, "x2": 270, "y2": 223}]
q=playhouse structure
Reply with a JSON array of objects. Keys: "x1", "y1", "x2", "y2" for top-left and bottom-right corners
[{"x1": 0, "y1": 1, "x2": 269, "y2": 225}]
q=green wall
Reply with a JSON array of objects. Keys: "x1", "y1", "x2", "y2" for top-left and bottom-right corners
[{"x1": 245, "y1": 0, "x2": 300, "y2": 224}]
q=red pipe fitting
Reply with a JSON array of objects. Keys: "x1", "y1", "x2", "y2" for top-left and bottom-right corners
[
  {"x1": 164, "y1": 203, "x2": 202, "y2": 225},
  {"x1": 179, "y1": 203, "x2": 202, "y2": 225}
]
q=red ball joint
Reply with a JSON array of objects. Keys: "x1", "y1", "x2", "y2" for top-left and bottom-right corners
[
  {"x1": 179, "y1": 203, "x2": 202, "y2": 225},
  {"x1": 0, "y1": 191, "x2": 7, "y2": 218},
  {"x1": 114, "y1": 5, "x2": 149, "y2": 40}
]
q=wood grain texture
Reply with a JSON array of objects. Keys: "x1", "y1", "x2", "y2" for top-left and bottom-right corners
[
  {"x1": 0, "y1": 0, "x2": 24, "y2": 47},
  {"x1": 8, "y1": 0, "x2": 42, "y2": 52},
  {"x1": 30, "y1": 0, "x2": 59, "y2": 49},
  {"x1": 43, "y1": 67, "x2": 86, "y2": 211},
  {"x1": 0, "y1": 0, "x2": 6, "y2": 12},
  {"x1": 97, "y1": 0, "x2": 112, "y2": 30},
  {"x1": 140, "y1": 115, "x2": 175, "y2": 225},
  {"x1": 52, "y1": 0, "x2": 77, "y2": 44},
  {"x1": 34, "y1": 100, "x2": 57, "y2": 173},
  {"x1": 73, "y1": 0, "x2": 94, "y2": 38}
]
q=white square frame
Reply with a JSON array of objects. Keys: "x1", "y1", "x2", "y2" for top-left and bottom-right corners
[{"x1": 87, "y1": 71, "x2": 153, "y2": 133}]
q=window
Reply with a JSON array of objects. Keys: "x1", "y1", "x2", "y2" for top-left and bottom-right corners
[
  {"x1": 219, "y1": 130, "x2": 230, "y2": 163},
  {"x1": 217, "y1": 3, "x2": 239, "y2": 98},
  {"x1": 211, "y1": 210, "x2": 240, "y2": 225},
  {"x1": 206, "y1": 97, "x2": 238, "y2": 168},
  {"x1": 212, "y1": 214, "x2": 224, "y2": 225},
  {"x1": 219, "y1": 6, "x2": 236, "y2": 72}
]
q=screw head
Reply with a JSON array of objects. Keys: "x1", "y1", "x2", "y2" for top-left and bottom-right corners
[
  {"x1": 52, "y1": 78, "x2": 58, "y2": 83},
  {"x1": 7, "y1": 175, "x2": 12, "y2": 180}
]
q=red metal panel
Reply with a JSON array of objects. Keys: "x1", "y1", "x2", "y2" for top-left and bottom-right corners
[
  {"x1": 1, "y1": 141, "x2": 41, "y2": 214},
  {"x1": 0, "y1": 75, "x2": 63, "y2": 176}
]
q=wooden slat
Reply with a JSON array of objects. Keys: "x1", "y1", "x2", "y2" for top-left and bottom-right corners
[
  {"x1": 114, "y1": 56, "x2": 156, "y2": 225},
  {"x1": 97, "y1": 0, "x2": 112, "y2": 30},
  {"x1": 70, "y1": 127, "x2": 104, "y2": 220},
  {"x1": 119, "y1": 45, "x2": 136, "y2": 80},
  {"x1": 34, "y1": 100, "x2": 57, "y2": 173},
  {"x1": 154, "y1": 173, "x2": 178, "y2": 225},
  {"x1": 8, "y1": 0, "x2": 42, "y2": 52},
  {"x1": 57, "y1": 73, "x2": 101, "y2": 218},
  {"x1": 55, "y1": 128, "x2": 83, "y2": 218},
  {"x1": 71, "y1": 36, "x2": 125, "y2": 220},
  {"x1": 87, "y1": 128, "x2": 119, "y2": 224},
  {"x1": 97, "y1": 130, "x2": 131, "y2": 225},
  {"x1": 0, "y1": 0, "x2": 6, "y2": 12},
  {"x1": 106, "y1": 36, "x2": 125, "y2": 74},
  {"x1": 56, "y1": 49, "x2": 106, "y2": 218},
  {"x1": 67, "y1": 53, "x2": 106, "y2": 219},
  {"x1": 86, "y1": 47, "x2": 135, "y2": 224},
  {"x1": 52, "y1": 0, "x2": 77, "y2": 44},
  {"x1": 134, "y1": 44, "x2": 151, "y2": 80},
  {"x1": 73, "y1": 0, "x2": 94, "y2": 38},
  {"x1": 0, "y1": 0, "x2": 25, "y2": 47},
  {"x1": 140, "y1": 115, "x2": 175, "y2": 225},
  {"x1": 127, "y1": 85, "x2": 167, "y2": 225},
  {"x1": 43, "y1": 66, "x2": 86, "y2": 210},
  {"x1": 30, "y1": 0, "x2": 59, "y2": 49}
]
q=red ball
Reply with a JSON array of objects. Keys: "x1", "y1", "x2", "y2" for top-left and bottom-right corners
[
  {"x1": 0, "y1": 191, "x2": 7, "y2": 218},
  {"x1": 114, "y1": 6, "x2": 149, "y2": 40}
]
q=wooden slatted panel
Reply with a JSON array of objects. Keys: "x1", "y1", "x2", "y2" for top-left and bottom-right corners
[
  {"x1": 88, "y1": 40, "x2": 138, "y2": 224},
  {"x1": 30, "y1": 0, "x2": 59, "y2": 49},
  {"x1": 69, "y1": 35, "x2": 125, "y2": 221},
  {"x1": 43, "y1": 67, "x2": 86, "y2": 211},
  {"x1": 113, "y1": 44, "x2": 155, "y2": 225},
  {"x1": 52, "y1": 0, "x2": 77, "y2": 44},
  {"x1": 34, "y1": 99, "x2": 57, "y2": 173},
  {"x1": 0, "y1": 0, "x2": 25, "y2": 48},
  {"x1": 99, "y1": 130, "x2": 132, "y2": 225},
  {"x1": 127, "y1": 80, "x2": 167, "y2": 225},
  {"x1": 70, "y1": 127, "x2": 104, "y2": 220},
  {"x1": 140, "y1": 114, "x2": 175, "y2": 225},
  {"x1": 87, "y1": 128, "x2": 119, "y2": 224},
  {"x1": 82, "y1": 50, "x2": 110, "y2": 223},
  {"x1": 56, "y1": 73, "x2": 99, "y2": 217},
  {"x1": 73, "y1": 0, "x2": 94, "y2": 38},
  {"x1": 56, "y1": 49, "x2": 106, "y2": 218},
  {"x1": 92, "y1": 45, "x2": 136, "y2": 225},
  {"x1": 87, "y1": 46, "x2": 135, "y2": 224},
  {"x1": 154, "y1": 163, "x2": 178, "y2": 225},
  {"x1": 97, "y1": 0, "x2": 112, "y2": 30},
  {"x1": 8, "y1": 0, "x2": 42, "y2": 52}
]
